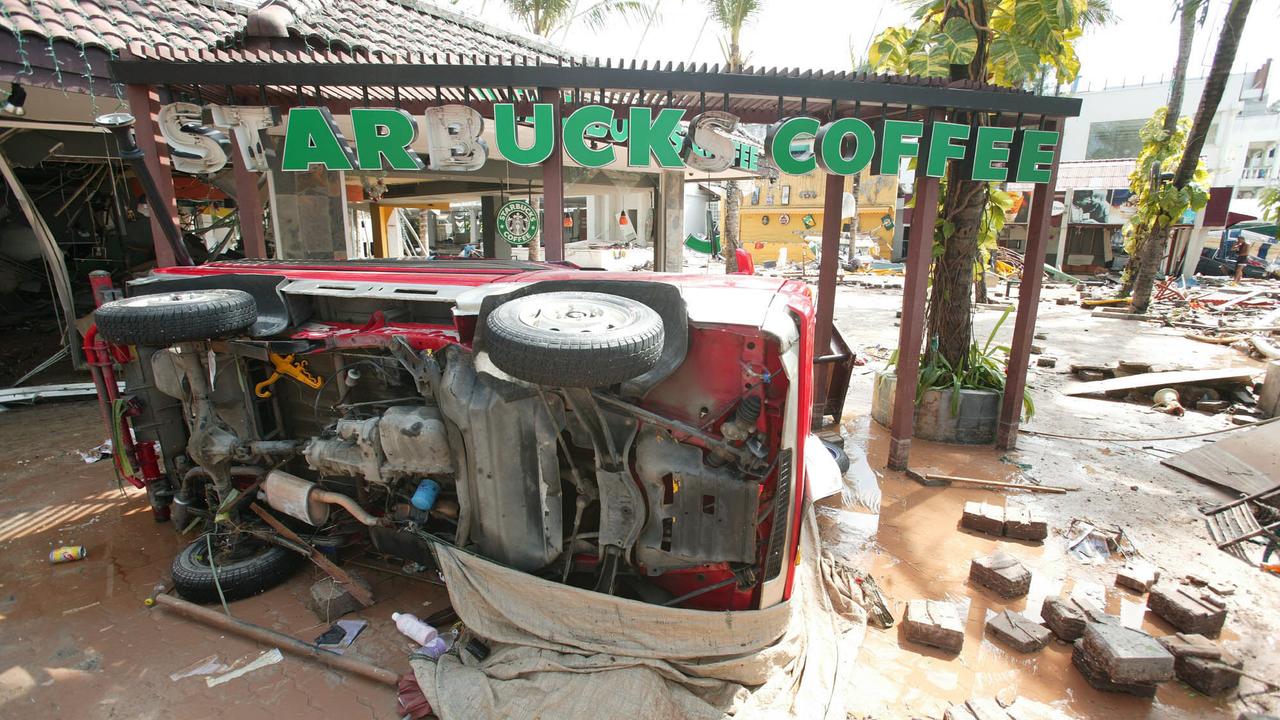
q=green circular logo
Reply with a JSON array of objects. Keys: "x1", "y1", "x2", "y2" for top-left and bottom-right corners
[{"x1": 497, "y1": 200, "x2": 539, "y2": 247}]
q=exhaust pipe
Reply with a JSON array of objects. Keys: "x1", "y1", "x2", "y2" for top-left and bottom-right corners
[{"x1": 262, "y1": 470, "x2": 382, "y2": 527}]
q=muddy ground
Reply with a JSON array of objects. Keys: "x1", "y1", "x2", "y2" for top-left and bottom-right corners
[{"x1": 0, "y1": 281, "x2": 1275, "y2": 719}]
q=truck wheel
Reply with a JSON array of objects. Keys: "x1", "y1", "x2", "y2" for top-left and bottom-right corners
[
  {"x1": 485, "y1": 291, "x2": 664, "y2": 387},
  {"x1": 94, "y1": 289, "x2": 256, "y2": 346},
  {"x1": 170, "y1": 535, "x2": 302, "y2": 604}
]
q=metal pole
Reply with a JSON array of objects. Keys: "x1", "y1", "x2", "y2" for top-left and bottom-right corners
[
  {"x1": 996, "y1": 118, "x2": 1063, "y2": 450},
  {"x1": 152, "y1": 593, "x2": 399, "y2": 686},
  {"x1": 887, "y1": 171, "x2": 941, "y2": 470},
  {"x1": 118, "y1": 86, "x2": 191, "y2": 266}
]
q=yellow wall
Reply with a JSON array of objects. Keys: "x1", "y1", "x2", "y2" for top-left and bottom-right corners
[{"x1": 728, "y1": 170, "x2": 898, "y2": 264}]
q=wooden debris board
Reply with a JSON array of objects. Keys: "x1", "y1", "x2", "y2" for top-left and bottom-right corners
[
  {"x1": 1162, "y1": 421, "x2": 1280, "y2": 497},
  {"x1": 1063, "y1": 368, "x2": 1257, "y2": 397}
]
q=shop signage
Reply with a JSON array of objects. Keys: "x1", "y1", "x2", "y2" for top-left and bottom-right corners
[
  {"x1": 160, "y1": 102, "x2": 1060, "y2": 184},
  {"x1": 497, "y1": 200, "x2": 539, "y2": 246}
]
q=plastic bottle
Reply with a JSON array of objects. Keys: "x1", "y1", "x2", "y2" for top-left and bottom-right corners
[
  {"x1": 392, "y1": 612, "x2": 438, "y2": 646},
  {"x1": 418, "y1": 628, "x2": 458, "y2": 659}
]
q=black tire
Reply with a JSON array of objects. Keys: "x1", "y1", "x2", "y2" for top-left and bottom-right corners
[
  {"x1": 171, "y1": 535, "x2": 302, "y2": 604},
  {"x1": 822, "y1": 440, "x2": 851, "y2": 475},
  {"x1": 485, "y1": 291, "x2": 664, "y2": 387},
  {"x1": 95, "y1": 289, "x2": 257, "y2": 346}
]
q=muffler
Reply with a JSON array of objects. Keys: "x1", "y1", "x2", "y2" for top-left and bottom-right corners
[{"x1": 262, "y1": 470, "x2": 383, "y2": 526}]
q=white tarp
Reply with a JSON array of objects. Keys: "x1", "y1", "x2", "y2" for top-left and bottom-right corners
[{"x1": 412, "y1": 511, "x2": 867, "y2": 719}]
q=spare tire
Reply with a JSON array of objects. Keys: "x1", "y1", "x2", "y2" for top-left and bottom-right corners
[
  {"x1": 171, "y1": 534, "x2": 302, "y2": 604},
  {"x1": 485, "y1": 291, "x2": 664, "y2": 387},
  {"x1": 95, "y1": 289, "x2": 257, "y2": 346}
]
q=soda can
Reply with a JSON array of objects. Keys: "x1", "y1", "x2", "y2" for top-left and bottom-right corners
[{"x1": 49, "y1": 546, "x2": 86, "y2": 564}]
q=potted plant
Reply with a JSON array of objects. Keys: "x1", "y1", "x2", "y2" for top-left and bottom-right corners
[{"x1": 871, "y1": 308, "x2": 1033, "y2": 444}]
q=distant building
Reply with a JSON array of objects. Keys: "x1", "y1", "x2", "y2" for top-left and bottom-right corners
[{"x1": 1052, "y1": 61, "x2": 1278, "y2": 276}]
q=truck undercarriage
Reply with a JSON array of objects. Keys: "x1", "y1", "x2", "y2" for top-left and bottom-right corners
[{"x1": 91, "y1": 262, "x2": 812, "y2": 611}]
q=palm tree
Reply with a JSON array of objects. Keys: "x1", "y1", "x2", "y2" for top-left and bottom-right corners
[
  {"x1": 1130, "y1": 0, "x2": 1254, "y2": 311},
  {"x1": 706, "y1": 0, "x2": 762, "y2": 272},
  {"x1": 501, "y1": 0, "x2": 655, "y2": 37},
  {"x1": 872, "y1": 1, "x2": 1114, "y2": 373}
]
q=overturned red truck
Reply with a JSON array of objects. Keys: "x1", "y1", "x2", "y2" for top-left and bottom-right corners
[{"x1": 89, "y1": 256, "x2": 825, "y2": 611}]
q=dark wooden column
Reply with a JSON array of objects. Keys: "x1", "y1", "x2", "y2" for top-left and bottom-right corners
[
  {"x1": 997, "y1": 118, "x2": 1063, "y2": 450},
  {"x1": 887, "y1": 172, "x2": 942, "y2": 471},
  {"x1": 480, "y1": 195, "x2": 498, "y2": 258},
  {"x1": 229, "y1": 134, "x2": 267, "y2": 258},
  {"x1": 540, "y1": 87, "x2": 565, "y2": 262},
  {"x1": 811, "y1": 172, "x2": 846, "y2": 428},
  {"x1": 125, "y1": 83, "x2": 180, "y2": 267}
]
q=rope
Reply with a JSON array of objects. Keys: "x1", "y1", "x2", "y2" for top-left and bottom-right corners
[{"x1": 1022, "y1": 415, "x2": 1279, "y2": 443}]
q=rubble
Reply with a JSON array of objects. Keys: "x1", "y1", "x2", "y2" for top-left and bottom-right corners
[
  {"x1": 944, "y1": 696, "x2": 1072, "y2": 720},
  {"x1": 1115, "y1": 561, "x2": 1161, "y2": 593},
  {"x1": 969, "y1": 551, "x2": 1032, "y2": 598},
  {"x1": 1041, "y1": 596, "x2": 1087, "y2": 641},
  {"x1": 1036, "y1": 356, "x2": 1058, "y2": 368},
  {"x1": 1072, "y1": 641, "x2": 1159, "y2": 698},
  {"x1": 1148, "y1": 584, "x2": 1228, "y2": 636},
  {"x1": 903, "y1": 599, "x2": 965, "y2": 653},
  {"x1": 985, "y1": 609, "x2": 1052, "y2": 653},
  {"x1": 307, "y1": 572, "x2": 372, "y2": 622}
]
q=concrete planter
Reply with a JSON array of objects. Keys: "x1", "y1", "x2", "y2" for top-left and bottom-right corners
[{"x1": 870, "y1": 370, "x2": 1001, "y2": 445}]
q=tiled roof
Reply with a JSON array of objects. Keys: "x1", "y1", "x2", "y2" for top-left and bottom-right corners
[{"x1": 0, "y1": 0, "x2": 567, "y2": 62}]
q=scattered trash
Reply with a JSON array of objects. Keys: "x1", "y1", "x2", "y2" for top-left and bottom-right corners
[
  {"x1": 1066, "y1": 520, "x2": 1138, "y2": 563},
  {"x1": 206, "y1": 648, "x2": 284, "y2": 687},
  {"x1": 1151, "y1": 388, "x2": 1185, "y2": 416},
  {"x1": 853, "y1": 571, "x2": 894, "y2": 629},
  {"x1": 169, "y1": 654, "x2": 230, "y2": 682},
  {"x1": 314, "y1": 619, "x2": 368, "y2": 655},
  {"x1": 392, "y1": 612, "x2": 438, "y2": 646},
  {"x1": 62, "y1": 601, "x2": 100, "y2": 615},
  {"x1": 76, "y1": 440, "x2": 113, "y2": 464},
  {"x1": 49, "y1": 545, "x2": 86, "y2": 564}
]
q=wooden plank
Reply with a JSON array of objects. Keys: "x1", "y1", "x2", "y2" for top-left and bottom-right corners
[
  {"x1": 1163, "y1": 421, "x2": 1280, "y2": 497},
  {"x1": 249, "y1": 503, "x2": 374, "y2": 607},
  {"x1": 1063, "y1": 368, "x2": 1257, "y2": 397}
]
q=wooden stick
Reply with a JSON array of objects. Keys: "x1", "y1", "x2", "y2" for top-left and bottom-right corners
[
  {"x1": 924, "y1": 473, "x2": 1070, "y2": 494},
  {"x1": 153, "y1": 593, "x2": 399, "y2": 686},
  {"x1": 249, "y1": 503, "x2": 375, "y2": 607}
]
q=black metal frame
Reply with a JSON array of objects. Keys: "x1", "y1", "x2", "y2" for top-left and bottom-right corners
[{"x1": 109, "y1": 60, "x2": 1082, "y2": 118}]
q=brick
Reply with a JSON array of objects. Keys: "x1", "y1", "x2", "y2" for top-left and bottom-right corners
[
  {"x1": 986, "y1": 609, "x2": 1052, "y2": 653},
  {"x1": 1148, "y1": 585, "x2": 1227, "y2": 637},
  {"x1": 1003, "y1": 506, "x2": 1048, "y2": 541},
  {"x1": 1071, "y1": 597, "x2": 1121, "y2": 627},
  {"x1": 1072, "y1": 641, "x2": 1159, "y2": 698},
  {"x1": 1116, "y1": 561, "x2": 1161, "y2": 593},
  {"x1": 1037, "y1": 356, "x2": 1057, "y2": 368},
  {"x1": 943, "y1": 698, "x2": 1006, "y2": 720},
  {"x1": 903, "y1": 599, "x2": 966, "y2": 653},
  {"x1": 962, "y1": 501, "x2": 1005, "y2": 536},
  {"x1": 1003, "y1": 697, "x2": 1074, "y2": 720},
  {"x1": 305, "y1": 572, "x2": 371, "y2": 622},
  {"x1": 970, "y1": 551, "x2": 1032, "y2": 598},
  {"x1": 1175, "y1": 650, "x2": 1242, "y2": 695},
  {"x1": 1081, "y1": 622, "x2": 1175, "y2": 684},
  {"x1": 1042, "y1": 596, "x2": 1087, "y2": 641},
  {"x1": 1159, "y1": 633, "x2": 1223, "y2": 660}
]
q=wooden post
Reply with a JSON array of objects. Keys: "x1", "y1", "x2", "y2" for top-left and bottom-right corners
[
  {"x1": 125, "y1": 84, "x2": 181, "y2": 267},
  {"x1": 540, "y1": 87, "x2": 564, "y2": 262},
  {"x1": 997, "y1": 118, "x2": 1063, "y2": 450},
  {"x1": 811, "y1": 172, "x2": 845, "y2": 429},
  {"x1": 887, "y1": 173, "x2": 941, "y2": 470},
  {"x1": 229, "y1": 134, "x2": 266, "y2": 258}
]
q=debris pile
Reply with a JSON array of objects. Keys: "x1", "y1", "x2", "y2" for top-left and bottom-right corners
[{"x1": 1071, "y1": 622, "x2": 1175, "y2": 697}]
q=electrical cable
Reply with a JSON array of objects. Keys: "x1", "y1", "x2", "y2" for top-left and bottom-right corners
[{"x1": 1022, "y1": 415, "x2": 1278, "y2": 443}]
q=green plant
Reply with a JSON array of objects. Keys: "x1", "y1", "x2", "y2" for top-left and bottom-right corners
[
  {"x1": 1260, "y1": 185, "x2": 1279, "y2": 224},
  {"x1": 887, "y1": 306, "x2": 1035, "y2": 419}
]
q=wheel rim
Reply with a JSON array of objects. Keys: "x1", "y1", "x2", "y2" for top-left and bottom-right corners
[
  {"x1": 517, "y1": 298, "x2": 631, "y2": 334},
  {"x1": 124, "y1": 291, "x2": 216, "y2": 307}
]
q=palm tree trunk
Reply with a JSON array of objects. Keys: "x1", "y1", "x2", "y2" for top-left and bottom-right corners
[
  {"x1": 1132, "y1": 0, "x2": 1253, "y2": 312},
  {"x1": 723, "y1": 181, "x2": 740, "y2": 271},
  {"x1": 1164, "y1": 0, "x2": 1198, "y2": 133}
]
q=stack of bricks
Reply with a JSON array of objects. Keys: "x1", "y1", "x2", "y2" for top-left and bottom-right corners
[
  {"x1": 1148, "y1": 584, "x2": 1228, "y2": 636},
  {"x1": 1159, "y1": 633, "x2": 1244, "y2": 696},
  {"x1": 960, "y1": 502, "x2": 1048, "y2": 542},
  {"x1": 902, "y1": 599, "x2": 966, "y2": 653},
  {"x1": 1071, "y1": 622, "x2": 1175, "y2": 697},
  {"x1": 969, "y1": 551, "x2": 1032, "y2": 598}
]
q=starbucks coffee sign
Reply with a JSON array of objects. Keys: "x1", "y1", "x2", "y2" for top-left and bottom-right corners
[
  {"x1": 159, "y1": 102, "x2": 1061, "y2": 184},
  {"x1": 497, "y1": 200, "x2": 539, "y2": 247}
]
